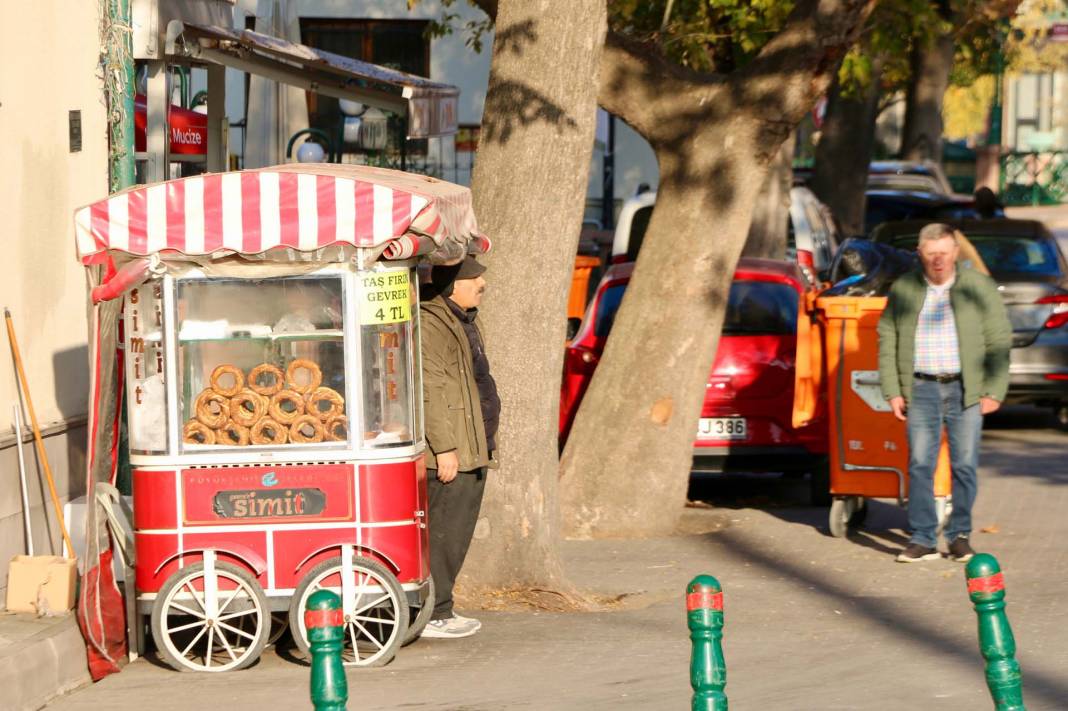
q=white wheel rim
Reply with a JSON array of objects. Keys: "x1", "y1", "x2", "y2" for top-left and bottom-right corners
[
  {"x1": 159, "y1": 570, "x2": 264, "y2": 672},
  {"x1": 298, "y1": 564, "x2": 402, "y2": 666}
]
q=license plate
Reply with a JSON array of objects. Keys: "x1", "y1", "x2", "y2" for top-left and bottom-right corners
[{"x1": 696, "y1": 417, "x2": 747, "y2": 441}]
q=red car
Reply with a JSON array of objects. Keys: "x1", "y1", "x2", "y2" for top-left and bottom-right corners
[{"x1": 560, "y1": 258, "x2": 831, "y2": 503}]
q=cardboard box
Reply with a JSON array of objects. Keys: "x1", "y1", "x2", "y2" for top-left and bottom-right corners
[{"x1": 5, "y1": 555, "x2": 77, "y2": 615}]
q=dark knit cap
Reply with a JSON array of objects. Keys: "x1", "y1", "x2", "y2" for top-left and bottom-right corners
[{"x1": 430, "y1": 256, "x2": 486, "y2": 297}]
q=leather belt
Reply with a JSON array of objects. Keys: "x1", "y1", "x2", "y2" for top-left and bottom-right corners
[{"x1": 914, "y1": 372, "x2": 961, "y2": 383}]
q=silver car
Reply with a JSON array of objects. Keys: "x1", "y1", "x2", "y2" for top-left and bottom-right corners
[
  {"x1": 871, "y1": 218, "x2": 1068, "y2": 429},
  {"x1": 611, "y1": 186, "x2": 839, "y2": 279}
]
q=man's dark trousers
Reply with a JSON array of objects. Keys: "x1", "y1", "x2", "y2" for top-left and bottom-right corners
[{"x1": 426, "y1": 468, "x2": 486, "y2": 621}]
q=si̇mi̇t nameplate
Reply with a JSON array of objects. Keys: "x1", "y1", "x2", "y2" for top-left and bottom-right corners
[{"x1": 212, "y1": 488, "x2": 326, "y2": 520}]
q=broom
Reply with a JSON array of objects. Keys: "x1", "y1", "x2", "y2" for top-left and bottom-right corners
[{"x1": 4, "y1": 308, "x2": 75, "y2": 558}]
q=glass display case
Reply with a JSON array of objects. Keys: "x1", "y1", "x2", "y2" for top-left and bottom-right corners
[{"x1": 124, "y1": 263, "x2": 421, "y2": 461}]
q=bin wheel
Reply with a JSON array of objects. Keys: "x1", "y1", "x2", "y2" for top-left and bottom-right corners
[
  {"x1": 150, "y1": 561, "x2": 270, "y2": 672},
  {"x1": 403, "y1": 575, "x2": 435, "y2": 647},
  {"x1": 1053, "y1": 403, "x2": 1068, "y2": 431},
  {"x1": 935, "y1": 496, "x2": 953, "y2": 536},
  {"x1": 290, "y1": 555, "x2": 409, "y2": 667},
  {"x1": 809, "y1": 457, "x2": 832, "y2": 507},
  {"x1": 828, "y1": 497, "x2": 866, "y2": 538}
]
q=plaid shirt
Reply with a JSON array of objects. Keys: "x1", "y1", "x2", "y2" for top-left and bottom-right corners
[{"x1": 913, "y1": 276, "x2": 961, "y2": 374}]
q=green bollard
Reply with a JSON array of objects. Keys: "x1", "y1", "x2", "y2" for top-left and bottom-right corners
[
  {"x1": 965, "y1": 553, "x2": 1026, "y2": 711},
  {"x1": 687, "y1": 575, "x2": 727, "y2": 711},
  {"x1": 306, "y1": 589, "x2": 348, "y2": 711}
]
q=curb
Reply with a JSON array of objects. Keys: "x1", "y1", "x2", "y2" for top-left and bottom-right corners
[{"x1": 0, "y1": 613, "x2": 91, "y2": 711}]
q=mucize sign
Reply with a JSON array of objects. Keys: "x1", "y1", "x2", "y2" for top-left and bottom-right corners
[{"x1": 213, "y1": 488, "x2": 326, "y2": 519}]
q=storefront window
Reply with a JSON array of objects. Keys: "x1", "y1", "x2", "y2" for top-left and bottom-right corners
[
  {"x1": 357, "y1": 267, "x2": 417, "y2": 449},
  {"x1": 126, "y1": 280, "x2": 167, "y2": 454},
  {"x1": 175, "y1": 275, "x2": 347, "y2": 452}
]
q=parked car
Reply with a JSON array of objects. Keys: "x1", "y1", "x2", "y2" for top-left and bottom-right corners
[
  {"x1": 870, "y1": 218, "x2": 1068, "y2": 427},
  {"x1": 863, "y1": 189, "x2": 979, "y2": 237},
  {"x1": 610, "y1": 187, "x2": 839, "y2": 280},
  {"x1": 560, "y1": 258, "x2": 831, "y2": 502},
  {"x1": 867, "y1": 160, "x2": 956, "y2": 195}
]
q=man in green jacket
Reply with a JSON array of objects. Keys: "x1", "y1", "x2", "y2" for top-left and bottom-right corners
[
  {"x1": 419, "y1": 256, "x2": 500, "y2": 638},
  {"x1": 878, "y1": 223, "x2": 1011, "y2": 564}
]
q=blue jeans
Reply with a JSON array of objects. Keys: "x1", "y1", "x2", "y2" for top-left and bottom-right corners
[{"x1": 906, "y1": 378, "x2": 983, "y2": 547}]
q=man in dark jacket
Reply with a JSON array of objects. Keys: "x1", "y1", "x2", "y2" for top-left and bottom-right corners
[
  {"x1": 878, "y1": 223, "x2": 1011, "y2": 564},
  {"x1": 419, "y1": 256, "x2": 500, "y2": 638}
]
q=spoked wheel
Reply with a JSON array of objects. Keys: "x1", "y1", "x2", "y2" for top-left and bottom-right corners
[
  {"x1": 150, "y1": 559, "x2": 270, "y2": 672},
  {"x1": 267, "y1": 612, "x2": 289, "y2": 646},
  {"x1": 290, "y1": 553, "x2": 409, "y2": 667},
  {"x1": 402, "y1": 576, "x2": 435, "y2": 646},
  {"x1": 828, "y1": 496, "x2": 866, "y2": 538}
]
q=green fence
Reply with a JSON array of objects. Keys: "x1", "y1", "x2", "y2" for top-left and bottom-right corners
[{"x1": 1000, "y1": 151, "x2": 1068, "y2": 206}]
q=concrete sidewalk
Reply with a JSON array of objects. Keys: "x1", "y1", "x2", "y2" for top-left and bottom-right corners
[
  {"x1": 0, "y1": 612, "x2": 90, "y2": 710},
  {"x1": 37, "y1": 409, "x2": 1068, "y2": 710}
]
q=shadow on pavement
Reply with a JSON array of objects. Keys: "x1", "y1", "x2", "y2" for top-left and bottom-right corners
[{"x1": 706, "y1": 525, "x2": 1068, "y2": 708}]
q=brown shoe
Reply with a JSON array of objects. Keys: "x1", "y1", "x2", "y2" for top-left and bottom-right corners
[
  {"x1": 896, "y1": 543, "x2": 941, "y2": 563},
  {"x1": 947, "y1": 536, "x2": 975, "y2": 563}
]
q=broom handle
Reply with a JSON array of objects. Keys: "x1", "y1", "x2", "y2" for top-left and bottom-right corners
[{"x1": 5, "y1": 309, "x2": 75, "y2": 559}]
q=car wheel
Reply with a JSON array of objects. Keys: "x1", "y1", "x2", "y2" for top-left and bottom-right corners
[{"x1": 809, "y1": 457, "x2": 831, "y2": 507}]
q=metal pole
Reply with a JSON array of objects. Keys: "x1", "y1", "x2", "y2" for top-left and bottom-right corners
[
  {"x1": 601, "y1": 114, "x2": 616, "y2": 230},
  {"x1": 13, "y1": 403, "x2": 33, "y2": 556}
]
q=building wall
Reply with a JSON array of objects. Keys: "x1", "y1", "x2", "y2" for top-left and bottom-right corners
[{"x1": 0, "y1": 2, "x2": 106, "y2": 601}]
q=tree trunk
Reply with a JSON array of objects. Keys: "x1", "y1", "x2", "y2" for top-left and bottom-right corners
[
  {"x1": 900, "y1": 32, "x2": 954, "y2": 163},
  {"x1": 460, "y1": 0, "x2": 606, "y2": 587},
  {"x1": 559, "y1": 0, "x2": 875, "y2": 539},
  {"x1": 811, "y1": 56, "x2": 885, "y2": 237},
  {"x1": 744, "y1": 131, "x2": 796, "y2": 259},
  {"x1": 560, "y1": 118, "x2": 769, "y2": 538}
]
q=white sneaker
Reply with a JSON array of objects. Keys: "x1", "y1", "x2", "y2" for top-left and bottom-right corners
[
  {"x1": 420, "y1": 616, "x2": 480, "y2": 639},
  {"x1": 451, "y1": 613, "x2": 482, "y2": 631}
]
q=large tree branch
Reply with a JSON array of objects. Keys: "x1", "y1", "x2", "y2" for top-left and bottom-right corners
[
  {"x1": 597, "y1": 30, "x2": 725, "y2": 144},
  {"x1": 739, "y1": 0, "x2": 877, "y2": 126}
]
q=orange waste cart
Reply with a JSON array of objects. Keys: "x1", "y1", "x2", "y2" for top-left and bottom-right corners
[{"x1": 795, "y1": 293, "x2": 952, "y2": 537}]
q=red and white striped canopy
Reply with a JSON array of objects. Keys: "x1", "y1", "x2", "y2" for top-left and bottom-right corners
[{"x1": 75, "y1": 164, "x2": 487, "y2": 264}]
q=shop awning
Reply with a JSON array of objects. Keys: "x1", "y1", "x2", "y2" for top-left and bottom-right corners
[
  {"x1": 169, "y1": 23, "x2": 459, "y2": 138},
  {"x1": 75, "y1": 164, "x2": 488, "y2": 270}
]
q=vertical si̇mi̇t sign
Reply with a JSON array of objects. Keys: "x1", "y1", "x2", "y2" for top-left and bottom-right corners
[{"x1": 359, "y1": 271, "x2": 411, "y2": 326}]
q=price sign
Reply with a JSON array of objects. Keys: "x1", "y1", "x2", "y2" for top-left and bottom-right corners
[{"x1": 359, "y1": 271, "x2": 411, "y2": 325}]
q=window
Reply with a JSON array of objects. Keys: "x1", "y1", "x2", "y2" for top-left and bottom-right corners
[
  {"x1": 300, "y1": 19, "x2": 430, "y2": 157},
  {"x1": 175, "y1": 275, "x2": 347, "y2": 452},
  {"x1": 593, "y1": 279, "x2": 798, "y2": 340},
  {"x1": 722, "y1": 281, "x2": 798, "y2": 335}
]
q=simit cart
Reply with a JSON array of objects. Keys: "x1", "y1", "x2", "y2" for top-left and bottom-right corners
[{"x1": 75, "y1": 164, "x2": 488, "y2": 672}]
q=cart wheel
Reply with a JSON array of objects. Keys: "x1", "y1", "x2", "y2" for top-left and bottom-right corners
[
  {"x1": 402, "y1": 576, "x2": 435, "y2": 647},
  {"x1": 267, "y1": 612, "x2": 288, "y2": 646},
  {"x1": 150, "y1": 561, "x2": 270, "y2": 672},
  {"x1": 809, "y1": 457, "x2": 832, "y2": 507},
  {"x1": 828, "y1": 497, "x2": 865, "y2": 538},
  {"x1": 290, "y1": 555, "x2": 409, "y2": 667}
]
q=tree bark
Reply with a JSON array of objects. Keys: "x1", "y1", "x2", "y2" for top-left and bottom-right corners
[
  {"x1": 460, "y1": 0, "x2": 606, "y2": 587},
  {"x1": 559, "y1": 0, "x2": 875, "y2": 539},
  {"x1": 811, "y1": 55, "x2": 885, "y2": 237},
  {"x1": 745, "y1": 131, "x2": 796, "y2": 259},
  {"x1": 900, "y1": 32, "x2": 955, "y2": 163}
]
